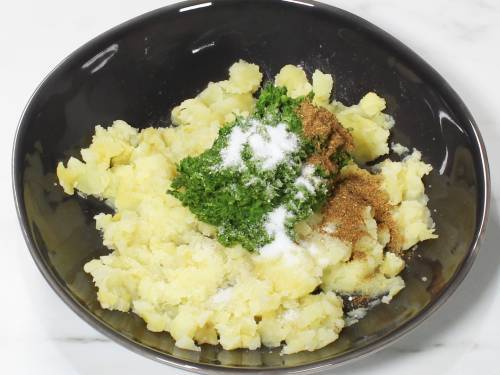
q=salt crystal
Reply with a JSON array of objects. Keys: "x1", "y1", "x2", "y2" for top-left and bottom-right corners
[
  {"x1": 258, "y1": 166, "x2": 324, "y2": 259},
  {"x1": 219, "y1": 119, "x2": 299, "y2": 171},
  {"x1": 294, "y1": 164, "x2": 321, "y2": 193},
  {"x1": 220, "y1": 126, "x2": 247, "y2": 168},
  {"x1": 248, "y1": 122, "x2": 298, "y2": 170},
  {"x1": 259, "y1": 206, "x2": 297, "y2": 260},
  {"x1": 294, "y1": 191, "x2": 305, "y2": 200}
]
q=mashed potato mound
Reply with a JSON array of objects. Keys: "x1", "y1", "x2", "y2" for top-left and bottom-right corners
[
  {"x1": 275, "y1": 65, "x2": 313, "y2": 99},
  {"x1": 334, "y1": 93, "x2": 394, "y2": 164},
  {"x1": 376, "y1": 150, "x2": 438, "y2": 250},
  {"x1": 57, "y1": 62, "x2": 437, "y2": 354}
]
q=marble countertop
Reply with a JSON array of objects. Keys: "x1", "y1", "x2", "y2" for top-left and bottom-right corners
[{"x1": 2, "y1": 0, "x2": 499, "y2": 374}]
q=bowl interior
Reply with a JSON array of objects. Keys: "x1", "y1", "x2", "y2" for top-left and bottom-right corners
[{"x1": 14, "y1": 0, "x2": 487, "y2": 371}]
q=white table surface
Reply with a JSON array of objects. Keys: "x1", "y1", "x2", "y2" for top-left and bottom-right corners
[{"x1": 2, "y1": 0, "x2": 499, "y2": 374}]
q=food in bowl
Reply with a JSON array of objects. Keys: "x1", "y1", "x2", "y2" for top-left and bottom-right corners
[{"x1": 56, "y1": 60, "x2": 437, "y2": 354}]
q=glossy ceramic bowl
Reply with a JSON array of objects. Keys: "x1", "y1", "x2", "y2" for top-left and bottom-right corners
[{"x1": 13, "y1": 0, "x2": 490, "y2": 373}]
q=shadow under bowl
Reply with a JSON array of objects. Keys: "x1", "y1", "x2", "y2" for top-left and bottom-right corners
[{"x1": 12, "y1": 0, "x2": 490, "y2": 373}]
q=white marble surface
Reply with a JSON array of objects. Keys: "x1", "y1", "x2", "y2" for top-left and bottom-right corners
[{"x1": 2, "y1": 0, "x2": 499, "y2": 374}]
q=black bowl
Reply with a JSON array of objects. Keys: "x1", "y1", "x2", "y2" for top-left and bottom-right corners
[{"x1": 13, "y1": 0, "x2": 490, "y2": 373}]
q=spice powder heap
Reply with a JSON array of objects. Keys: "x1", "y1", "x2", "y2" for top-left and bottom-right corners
[
  {"x1": 297, "y1": 101, "x2": 353, "y2": 175},
  {"x1": 322, "y1": 165, "x2": 402, "y2": 254},
  {"x1": 296, "y1": 101, "x2": 401, "y2": 253}
]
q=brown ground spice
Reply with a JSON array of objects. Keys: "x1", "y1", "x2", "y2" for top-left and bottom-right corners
[
  {"x1": 322, "y1": 166, "x2": 403, "y2": 253},
  {"x1": 296, "y1": 101, "x2": 354, "y2": 175},
  {"x1": 341, "y1": 294, "x2": 379, "y2": 310},
  {"x1": 296, "y1": 101, "x2": 402, "y2": 252},
  {"x1": 349, "y1": 295, "x2": 371, "y2": 307}
]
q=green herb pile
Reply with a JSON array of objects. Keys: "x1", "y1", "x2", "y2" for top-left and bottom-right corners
[{"x1": 169, "y1": 85, "x2": 328, "y2": 251}]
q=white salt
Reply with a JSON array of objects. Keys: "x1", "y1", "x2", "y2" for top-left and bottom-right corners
[
  {"x1": 295, "y1": 164, "x2": 322, "y2": 193},
  {"x1": 220, "y1": 126, "x2": 247, "y2": 168},
  {"x1": 219, "y1": 119, "x2": 299, "y2": 171},
  {"x1": 295, "y1": 177, "x2": 314, "y2": 193},
  {"x1": 244, "y1": 176, "x2": 260, "y2": 187},
  {"x1": 258, "y1": 166, "x2": 324, "y2": 259},
  {"x1": 249, "y1": 123, "x2": 298, "y2": 170},
  {"x1": 265, "y1": 206, "x2": 288, "y2": 233},
  {"x1": 294, "y1": 191, "x2": 305, "y2": 200},
  {"x1": 259, "y1": 206, "x2": 297, "y2": 260}
]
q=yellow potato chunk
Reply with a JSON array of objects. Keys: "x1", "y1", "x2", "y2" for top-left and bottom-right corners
[
  {"x1": 381, "y1": 252, "x2": 405, "y2": 278},
  {"x1": 376, "y1": 150, "x2": 437, "y2": 250},
  {"x1": 220, "y1": 60, "x2": 263, "y2": 94},
  {"x1": 393, "y1": 201, "x2": 438, "y2": 250},
  {"x1": 334, "y1": 93, "x2": 393, "y2": 163},
  {"x1": 171, "y1": 98, "x2": 214, "y2": 128},
  {"x1": 275, "y1": 65, "x2": 312, "y2": 98},
  {"x1": 312, "y1": 69, "x2": 334, "y2": 105},
  {"x1": 171, "y1": 60, "x2": 262, "y2": 129},
  {"x1": 321, "y1": 207, "x2": 406, "y2": 302},
  {"x1": 258, "y1": 292, "x2": 344, "y2": 354},
  {"x1": 359, "y1": 92, "x2": 386, "y2": 117}
]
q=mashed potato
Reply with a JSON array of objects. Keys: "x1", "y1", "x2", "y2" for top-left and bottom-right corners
[
  {"x1": 57, "y1": 61, "x2": 437, "y2": 354},
  {"x1": 333, "y1": 93, "x2": 394, "y2": 164},
  {"x1": 376, "y1": 151, "x2": 438, "y2": 250}
]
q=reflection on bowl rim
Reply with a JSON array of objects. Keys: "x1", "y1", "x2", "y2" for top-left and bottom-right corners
[{"x1": 11, "y1": 0, "x2": 490, "y2": 373}]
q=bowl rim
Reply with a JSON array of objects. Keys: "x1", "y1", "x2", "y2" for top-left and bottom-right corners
[{"x1": 12, "y1": 0, "x2": 491, "y2": 373}]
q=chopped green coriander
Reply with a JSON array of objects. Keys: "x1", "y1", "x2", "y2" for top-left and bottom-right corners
[{"x1": 169, "y1": 84, "x2": 335, "y2": 251}]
